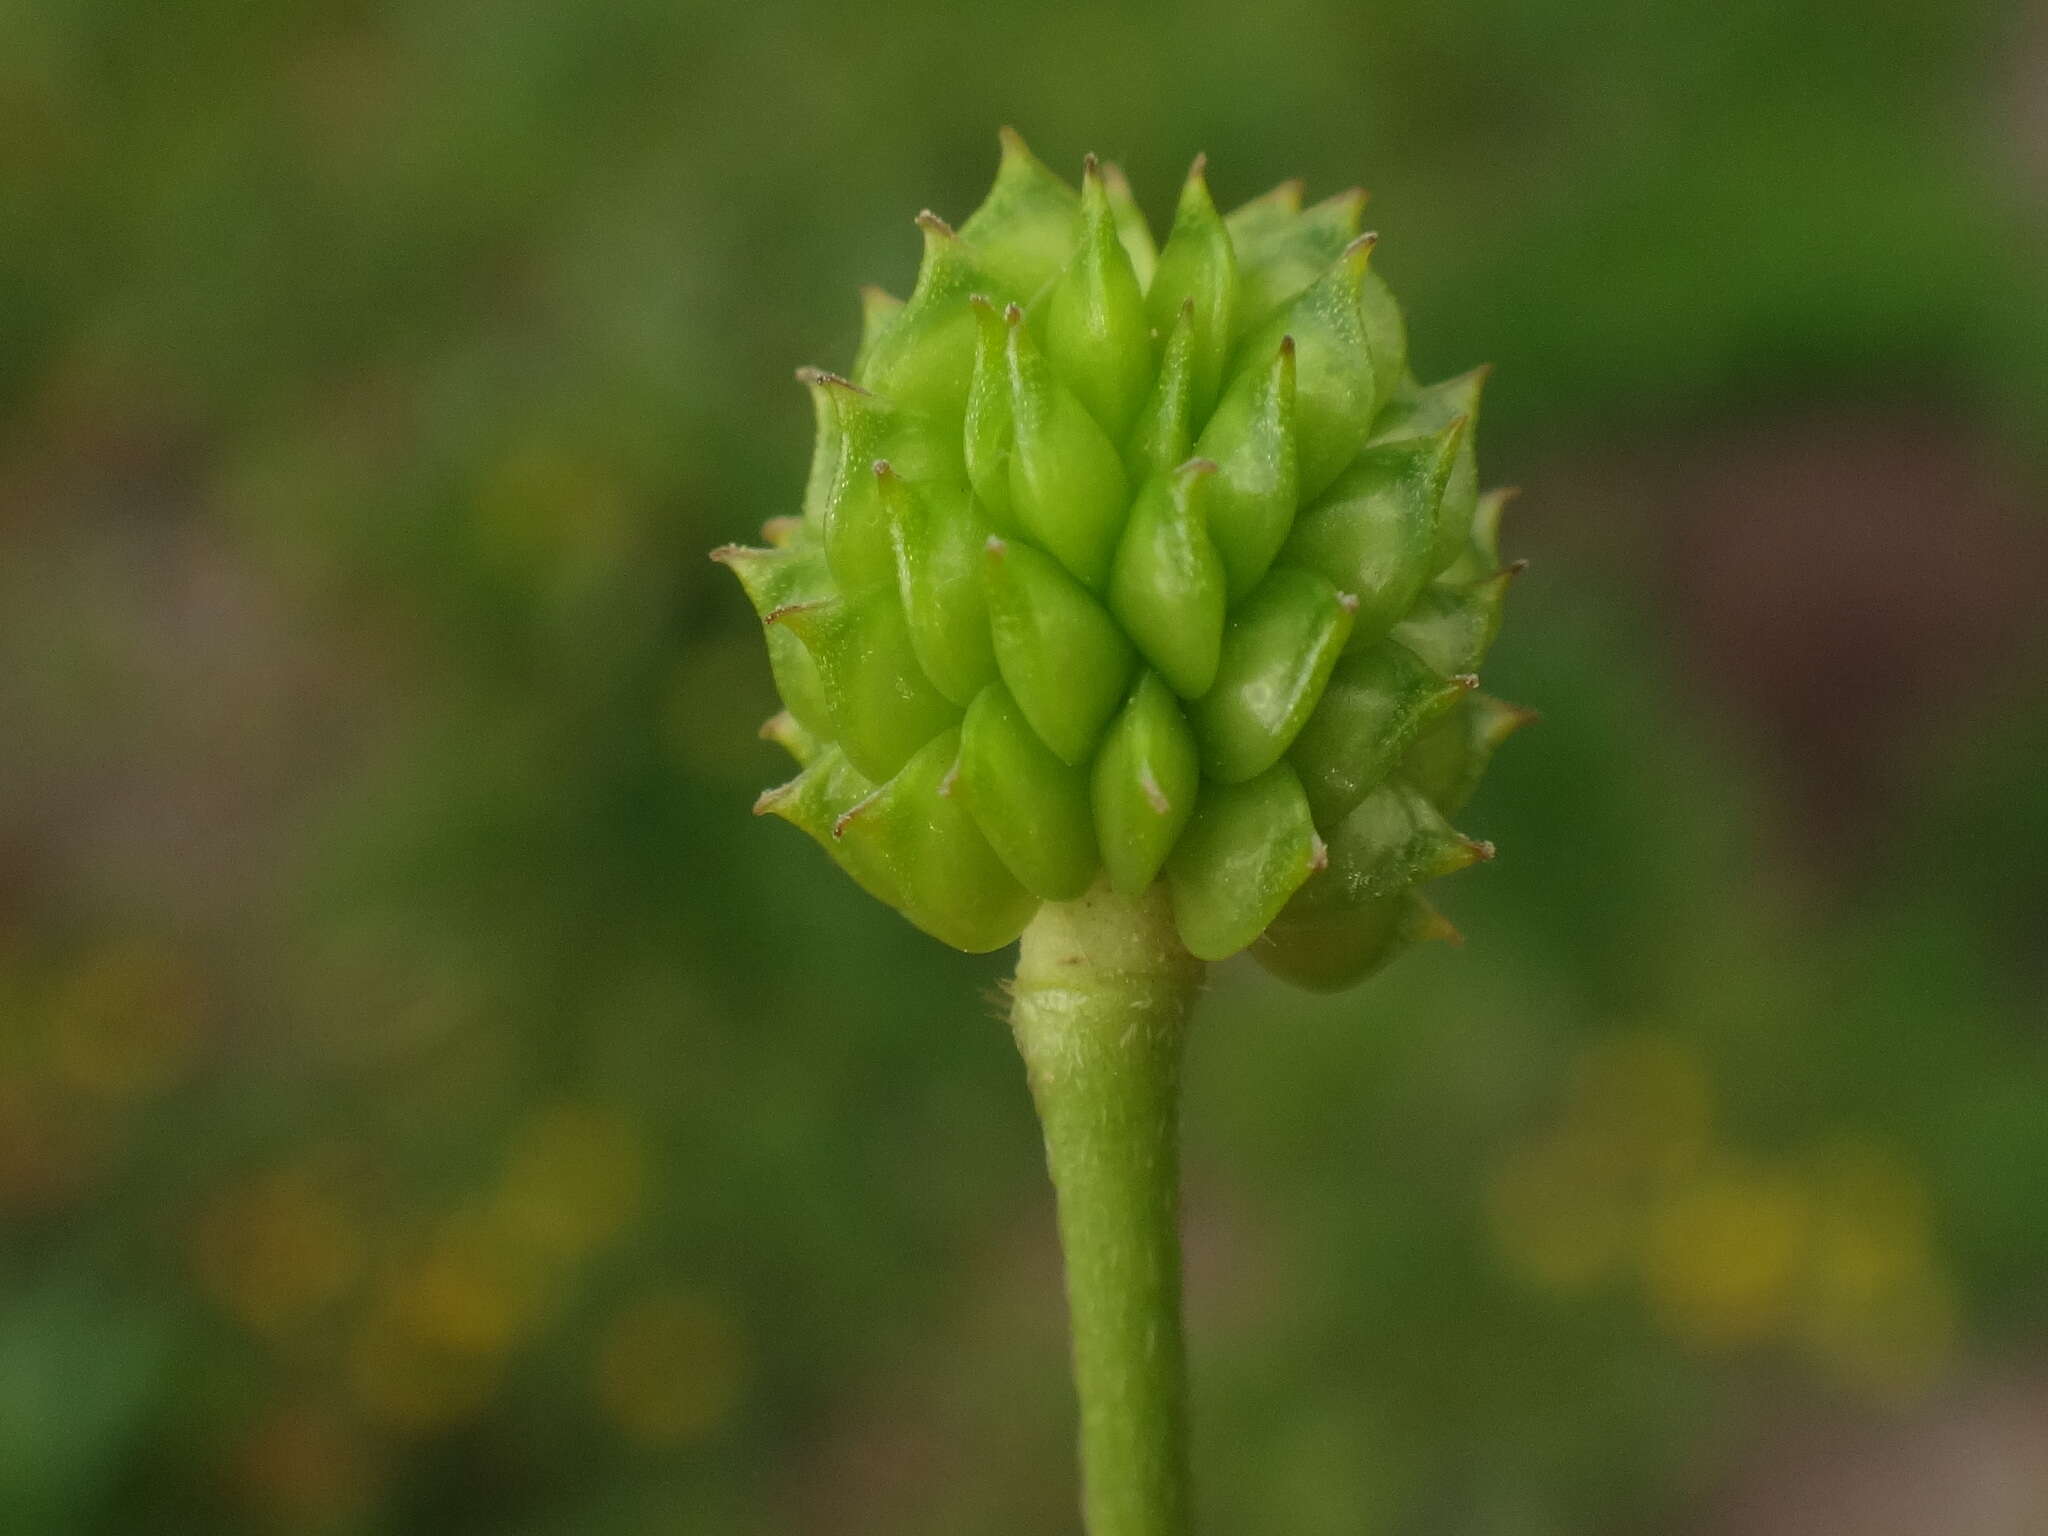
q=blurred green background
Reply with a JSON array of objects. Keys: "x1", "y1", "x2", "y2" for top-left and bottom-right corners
[{"x1": 4, "y1": 1, "x2": 2046, "y2": 1532}]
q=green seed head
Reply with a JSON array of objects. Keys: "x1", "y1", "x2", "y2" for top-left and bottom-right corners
[{"x1": 719, "y1": 132, "x2": 1530, "y2": 983}]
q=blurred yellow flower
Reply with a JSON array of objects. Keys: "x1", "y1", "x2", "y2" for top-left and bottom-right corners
[
  {"x1": 492, "y1": 1101, "x2": 647, "y2": 1261},
  {"x1": 593, "y1": 1291, "x2": 745, "y2": 1447},
  {"x1": 1487, "y1": 1031, "x2": 1716, "y2": 1294},
  {"x1": 1485, "y1": 1127, "x2": 1632, "y2": 1294},
  {"x1": 45, "y1": 935, "x2": 205, "y2": 1103},
  {"x1": 191, "y1": 1167, "x2": 365, "y2": 1336},
  {"x1": 1643, "y1": 1157, "x2": 1810, "y2": 1350},
  {"x1": 1495, "y1": 1042, "x2": 1968, "y2": 1400},
  {"x1": 1792, "y1": 1139, "x2": 1959, "y2": 1400},
  {"x1": 1565, "y1": 1031, "x2": 1713, "y2": 1184},
  {"x1": 346, "y1": 1312, "x2": 499, "y2": 1435},
  {"x1": 346, "y1": 1203, "x2": 556, "y2": 1432},
  {"x1": 385, "y1": 1208, "x2": 552, "y2": 1359}
]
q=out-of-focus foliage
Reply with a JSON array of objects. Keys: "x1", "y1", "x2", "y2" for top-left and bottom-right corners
[{"x1": 1, "y1": 0, "x2": 2043, "y2": 1532}]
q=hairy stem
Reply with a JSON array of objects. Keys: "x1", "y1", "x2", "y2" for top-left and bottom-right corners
[{"x1": 1011, "y1": 879, "x2": 1204, "y2": 1536}]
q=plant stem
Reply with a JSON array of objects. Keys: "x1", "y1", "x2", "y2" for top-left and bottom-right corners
[{"x1": 1010, "y1": 879, "x2": 1204, "y2": 1536}]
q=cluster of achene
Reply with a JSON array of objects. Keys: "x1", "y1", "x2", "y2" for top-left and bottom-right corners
[{"x1": 719, "y1": 131, "x2": 1527, "y2": 987}]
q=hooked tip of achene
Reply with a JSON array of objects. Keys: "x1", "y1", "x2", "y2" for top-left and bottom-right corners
[
  {"x1": 1307, "y1": 834, "x2": 1330, "y2": 874},
  {"x1": 1186, "y1": 151, "x2": 1209, "y2": 184},
  {"x1": 1451, "y1": 672, "x2": 1481, "y2": 692},
  {"x1": 751, "y1": 784, "x2": 790, "y2": 817},
  {"x1": 1465, "y1": 837, "x2": 1498, "y2": 864},
  {"x1": 1335, "y1": 591, "x2": 1361, "y2": 615},
  {"x1": 707, "y1": 543, "x2": 746, "y2": 567},
  {"x1": 984, "y1": 534, "x2": 1008, "y2": 560},
  {"x1": 914, "y1": 209, "x2": 957, "y2": 240},
  {"x1": 1002, "y1": 301, "x2": 1025, "y2": 326},
  {"x1": 763, "y1": 599, "x2": 826, "y2": 628},
  {"x1": 1344, "y1": 230, "x2": 1380, "y2": 260},
  {"x1": 1173, "y1": 455, "x2": 1219, "y2": 480},
  {"x1": 997, "y1": 124, "x2": 1031, "y2": 158},
  {"x1": 795, "y1": 365, "x2": 863, "y2": 394},
  {"x1": 1278, "y1": 333, "x2": 1298, "y2": 360},
  {"x1": 830, "y1": 792, "x2": 878, "y2": 841},
  {"x1": 1505, "y1": 558, "x2": 1531, "y2": 579},
  {"x1": 1082, "y1": 150, "x2": 1101, "y2": 179}
]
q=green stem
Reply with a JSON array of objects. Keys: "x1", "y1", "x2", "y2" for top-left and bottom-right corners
[{"x1": 1010, "y1": 879, "x2": 1204, "y2": 1536}]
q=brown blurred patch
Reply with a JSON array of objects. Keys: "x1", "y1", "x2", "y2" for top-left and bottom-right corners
[
  {"x1": 1694, "y1": 1370, "x2": 2048, "y2": 1536},
  {"x1": 1528, "y1": 406, "x2": 2048, "y2": 861},
  {"x1": 1662, "y1": 409, "x2": 2045, "y2": 844}
]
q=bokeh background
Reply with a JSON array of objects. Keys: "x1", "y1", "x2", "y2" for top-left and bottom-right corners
[{"x1": 5, "y1": 1, "x2": 2047, "y2": 1532}]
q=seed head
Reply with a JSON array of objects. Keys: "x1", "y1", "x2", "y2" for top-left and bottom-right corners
[{"x1": 720, "y1": 132, "x2": 1528, "y2": 984}]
